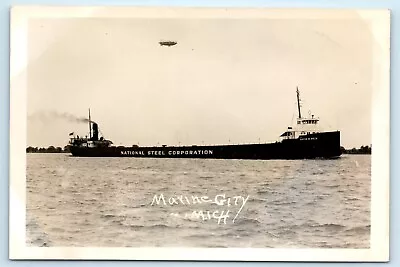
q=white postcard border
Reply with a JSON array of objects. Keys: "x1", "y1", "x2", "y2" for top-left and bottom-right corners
[{"x1": 9, "y1": 6, "x2": 390, "y2": 261}]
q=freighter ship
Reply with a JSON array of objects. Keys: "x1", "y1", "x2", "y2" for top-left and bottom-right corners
[{"x1": 68, "y1": 88, "x2": 341, "y2": 159}]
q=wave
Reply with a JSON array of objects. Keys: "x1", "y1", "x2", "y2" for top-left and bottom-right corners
[
  {"x1": 345, "y1": 197, "x2": 361, "y2": 201},
  {"x1": 324, "y1": 184, "x2": 340, "y2": 188},
  {"x1": 276, "y1": 228, "x2": 298, "y2": 237},
  {"x1": 270, "y1": 199, "x2": 297, "y2": 206},
  {"x1": 314, "y1": 223, "x2": 346, "y2": 229},
  {"x1": 128, "y1": 224, "x2": 145, "y2": 230},
  {"x1": 311, "y1": 171, "x2": 326, "y2": 175},
  {"x1": 247, "y1": 197, "x2": 268, "y2": 204},
  {"x1": 148, "y1": 224, "x2": 170, "y2": 229},
  {"x1": 282, "y1": 222, "x2": 346, "y2": 232},
  {"x1": 199, "y1": 176, "x2": 215, "y2": 179},
  {"x1": 345, "y1": 225, "x2": 370, "y2": 234},
  {"x1": 257, "y1": 187, "x2": 272, "y2": 194},
  {"x1": 305, "y1": 201, "x2": 316, "y2": 206},
  {"x1": 101, "y1": 214, "x2": 116, "y2": 219},
  {"x1": 234, "y1": 218, "x2": 261, "y2": 226}
]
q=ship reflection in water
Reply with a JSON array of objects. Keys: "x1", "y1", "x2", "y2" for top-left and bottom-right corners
[{"x1": 68, "y1": 88, "x2": 342, "y2": 159}]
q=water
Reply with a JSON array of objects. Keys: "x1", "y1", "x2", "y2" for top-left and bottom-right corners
[{"x1": 26, "y1": 154, "x2": 370, "y2": 248}]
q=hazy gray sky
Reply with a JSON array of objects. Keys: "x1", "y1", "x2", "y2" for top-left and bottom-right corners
[{"x1": 27, "y1": 17, "x2": 372, "y2": 148}]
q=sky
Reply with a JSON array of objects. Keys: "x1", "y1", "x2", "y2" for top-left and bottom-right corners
[{"x1": 27, "y1": 15, "x2": 373, "y2": 149}]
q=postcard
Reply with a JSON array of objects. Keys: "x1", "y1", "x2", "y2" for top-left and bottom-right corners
[{"x1": 9, "y1": 6, "x2": 390, "y2": 261}]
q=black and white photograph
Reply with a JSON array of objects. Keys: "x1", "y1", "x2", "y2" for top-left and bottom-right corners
[{"x1": 9, "y1": 6, "x2": 390, "y2": 261}]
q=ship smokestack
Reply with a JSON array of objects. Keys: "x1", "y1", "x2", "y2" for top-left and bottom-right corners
[{"x1": 92, "y1": 122, "x2": 99, "y2": 141}]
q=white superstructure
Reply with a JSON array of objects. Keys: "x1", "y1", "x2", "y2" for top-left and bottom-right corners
[{"x1": 280, "y1": 88, "x2": 323, "y2": 140}]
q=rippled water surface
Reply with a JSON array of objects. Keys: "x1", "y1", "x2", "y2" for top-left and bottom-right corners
[{"x1": 26, "y1": 154, "x2": 370, "y2": 248}]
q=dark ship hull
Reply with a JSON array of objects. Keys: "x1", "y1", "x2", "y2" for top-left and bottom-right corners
[{"x1": 70, "y1": 131, "x2": 341, "y2": 159}]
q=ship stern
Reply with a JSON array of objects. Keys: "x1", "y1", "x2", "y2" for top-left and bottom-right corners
[{"x1": 318, "y1": 131, "x2": 342, "y2": 159}]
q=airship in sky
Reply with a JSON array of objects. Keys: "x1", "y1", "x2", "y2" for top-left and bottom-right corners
[{"x1": 159, "y1": 40, "x2": 177, "y2": 47}]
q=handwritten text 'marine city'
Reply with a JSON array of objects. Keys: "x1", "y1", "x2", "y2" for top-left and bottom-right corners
[{"x1": 150, "y1": 194, "x2": 249, "y2": 224}]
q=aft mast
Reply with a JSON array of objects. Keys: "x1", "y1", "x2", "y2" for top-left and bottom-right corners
[
  {"x1": 296, "y1": 87, "x2": 302, "y2": 119},
  {"x1": 89, "y1": 108, "x2": 92, "y2": 139}
]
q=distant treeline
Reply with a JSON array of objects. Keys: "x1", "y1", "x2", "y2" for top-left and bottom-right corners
[
  {"x1": 26, "y1": 146, "x2": 70, "y2": 153},
  {"x1": 341, "y1": 145, "x2": 371, "y2": 154}
]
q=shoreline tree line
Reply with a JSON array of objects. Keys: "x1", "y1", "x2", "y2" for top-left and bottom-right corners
[
  {"x1": 26, "y1": 145, "x2": 71, "y2": 153},
  {"x1": 340, "y1": 145, "x2": 371, "y2": 154}
]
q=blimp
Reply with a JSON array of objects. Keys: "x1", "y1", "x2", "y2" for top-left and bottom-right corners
[{"x1": 159, "y1": 40, "x2": 177, "y2": 47}]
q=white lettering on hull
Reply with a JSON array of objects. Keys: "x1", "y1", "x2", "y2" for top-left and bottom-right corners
[
  {"x1": 120, "y1": 150, "x2": 214, "y2": 156},
  {"x1": 120, "y1": 150, "x2": 145, "y2": 156}
]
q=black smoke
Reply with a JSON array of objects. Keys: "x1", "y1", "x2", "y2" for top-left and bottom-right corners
[{"x1": 28, "y1": 110, "x2": 96, "y2": 124}]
